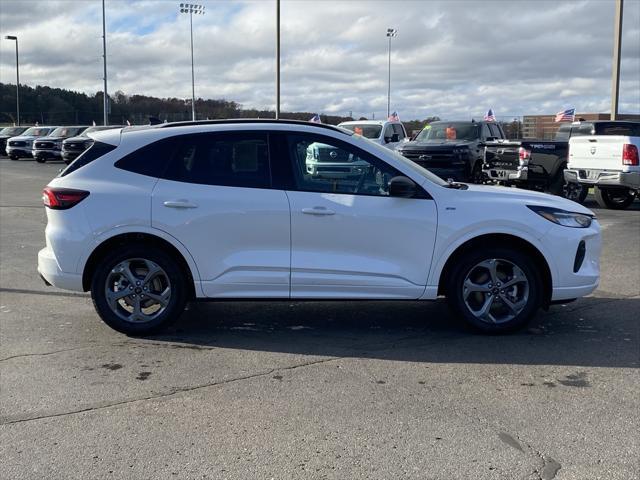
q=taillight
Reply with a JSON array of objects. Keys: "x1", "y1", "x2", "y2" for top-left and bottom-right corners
[
  {"x1": 42, "y1": 187, "x2": 89, "y2": 210},
  {"x1": 622, "y1": 144, "x2": 639, "y2": 166},
  {"x1": 518, "y1": 147, "x2": 531, "y2": 165}
]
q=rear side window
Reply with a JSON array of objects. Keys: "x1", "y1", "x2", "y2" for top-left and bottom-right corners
[
  {"x1": 392, "y1": 123, "x2": 406, "y2": 139},
  {"x1": 162, "y1": 132, "x2": 271, "y2": 188},
  {"x1": 59, "y1": 141, "x2": 116, "y2": 177},
  {"x1": 115, "y1": 137, "x2": 179, "y2": 177},
  {"x1": 488, "y1": 123, "x2": 501, "y2": 138},
  {"x1": 593, "y1": 122, "x2": 640, "y2": 136}
]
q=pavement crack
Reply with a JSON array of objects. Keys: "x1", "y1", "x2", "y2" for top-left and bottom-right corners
[
  {"x1": 0, "y1": 346, "x2": 93, "y2": 362},
  {"x1": 0, "y1": 356, "x2": 341, "y2": 426}
]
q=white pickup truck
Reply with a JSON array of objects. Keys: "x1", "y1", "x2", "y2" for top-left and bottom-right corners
[{"x1": 564, "y1": 121, "x2": 640, "y2": 209}]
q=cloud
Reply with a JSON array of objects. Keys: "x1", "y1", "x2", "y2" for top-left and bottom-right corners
[{"x1": 0, "y1": 0, "x2": 638, "y2": 120}]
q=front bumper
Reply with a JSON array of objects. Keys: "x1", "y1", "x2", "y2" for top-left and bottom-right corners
[
  {"x1": 564, "y1": 169, "x2": 640, "y2": 190},
  {"x1": 32, "y1": 148, "x2": 62, "y2": 160},
  {"x1": 485, "y1": 166, "x2": 528, "y2": 182},
  {"x1": 540, "y1": 220, "x2": 601, "y2": 301},
  {"x1": 37, "y1": 246, "x2": 83, "y2": 291},
  {"x1": 62, "y1": 150, "x2": 82, "y2": 162},
  {"x1": 6, "y1": 146, "x2": 33, "y2": 158}
]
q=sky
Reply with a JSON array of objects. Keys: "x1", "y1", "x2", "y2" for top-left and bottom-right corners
[{"x1": 0, "y1": 0, "x2": 639, "y2": 120}]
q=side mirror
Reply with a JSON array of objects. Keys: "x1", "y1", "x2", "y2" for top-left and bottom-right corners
[{"x1": 389, "y1": 176, "x2": 417, "y2": 198}]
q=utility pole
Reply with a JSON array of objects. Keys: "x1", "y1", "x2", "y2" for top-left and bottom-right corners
[
  {"x1": 102, "y1": 0, "x2": 108, "y2": 125},
  {"x1": 4, "y1": 35, "x2": 19, "y2": 125},
  {"x1": 275, "y1": 0, "x2": 281, "y2": 119},
  {"x1": 610, "y1": 0, "x2": 623, "y2": 120}
]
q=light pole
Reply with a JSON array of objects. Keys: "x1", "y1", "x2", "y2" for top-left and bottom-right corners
[
  {"x1": 386, "y1": 28, "x2": 397, "y2": 118},
  {"x1": 102, "y1": 0, "x2": 108, "y2": 125},
  {"x1": 179, "y1": 3, "x2": 205, "y2": 121},
  {"x1": 275, "y1": 0, "x2": 280, "y2": 119},
  {"x1": 4, "y1": 35, "x2": 20, "y2": 126},
  {"x1": 610, "y1": 0, "x2": 623, "y2": 120}
]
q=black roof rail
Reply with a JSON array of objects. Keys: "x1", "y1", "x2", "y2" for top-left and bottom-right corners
[{"x1": 155, "y1": 118, "x2": 350, "y2": 134}]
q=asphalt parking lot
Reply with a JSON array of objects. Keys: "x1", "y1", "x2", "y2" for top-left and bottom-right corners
[{"x1": 0, "y1": 157, "x2": 638, "y2": 480}]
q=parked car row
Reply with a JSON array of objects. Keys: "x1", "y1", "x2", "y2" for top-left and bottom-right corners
[{"x1": 0, "y1": 125, "x2": 122, "y2": 163}]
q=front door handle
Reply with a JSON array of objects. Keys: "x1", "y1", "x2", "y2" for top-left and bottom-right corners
[
  {"x1": 163, "y1": 200, "x2": 198, "y2": 209},
  {"x1": 302, "y1": 207, "x2": 335, "y2": 216}
]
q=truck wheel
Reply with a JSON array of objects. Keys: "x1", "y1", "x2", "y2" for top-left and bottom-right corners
[
  {"x1": 546, "y1": 169, "x2": 565, "y2": 196},
  {"x1": 446, "y1": 247, "x2": 543, "y2": 333},
  {"x1": 36, "y1": 157, "x2": 46, "y2": 164},
  {"x1": 9, "y1": 154, "x2": 19, "y2": 161},
  {"x1": 563, "y1": 183, "x2": 588, "y2": 204},
  {"x1": 470, "y1": 163, "x2": 484, "y2": 184},
  {"x1": 90, "y1": 245, "x2": 188, "y2": 335},
  {"x1": 594, "y1": 187, "x2": 635, "y2": 210}
]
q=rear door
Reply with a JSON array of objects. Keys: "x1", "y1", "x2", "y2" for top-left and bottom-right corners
[
  {"x1": 151, "y1": 131, "x2": 291, "y2": 298},
  {"x1": 281, "y1": 131, "x2": 437, "y2": 299}
]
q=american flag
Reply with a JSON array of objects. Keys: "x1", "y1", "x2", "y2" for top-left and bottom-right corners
[
  {"x1": 388, "y1": 111, "x2": 400, "y2": 122},
  {"x1": 309, "y1": 114, "x2": 321, "y2": 123},
  {"x1": 484, "y1": 109, "x2": 496, "y2": 122},
  {"x1": 555, "y1": 108, "x2": 575, "y2": 122}
]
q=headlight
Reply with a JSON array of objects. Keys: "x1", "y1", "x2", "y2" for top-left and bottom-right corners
[{"x1": 527, "y1": 205, "x2": 594, "y2": 228}]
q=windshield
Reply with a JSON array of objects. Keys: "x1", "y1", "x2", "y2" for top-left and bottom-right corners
[
  {"x1": 352, "y1": 135, "x2": 448, "y2": 187},
  {"x1": 22, "y1": 127, "x2": 52, "y2": 137},
  {"x1": 339, "y1": 124, "x2": 382, "y2": 139},
  {"x1": 1, "y1": 127, "x2": 27, "y2": 136},
  {"x1": 50, "y1": 127, "x2": 85, "y2": 138},
  {"x1": 415, "y1": 122, "x2": 480, "y2": 142}
]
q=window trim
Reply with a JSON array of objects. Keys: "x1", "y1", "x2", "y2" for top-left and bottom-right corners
[{"x1": 278, "y1": 131, "x2": 431, "y2": 199}]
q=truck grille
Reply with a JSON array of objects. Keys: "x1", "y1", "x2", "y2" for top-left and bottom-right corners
[
  {"x1": 8, "y1": 140, "x2": 26, "y2": 147},
  {"x1": 35, "y1": 141, "x2": 55, "y2": 149},
  {"x1": 316, "y1": 149, "x2": 351, "y2": 163},
  {"x1": 64, "y1": 142, "x2": 88, "y2": 151},
  {"x1": 400, "y1": 149, "x2": 457, "y2": 168}
]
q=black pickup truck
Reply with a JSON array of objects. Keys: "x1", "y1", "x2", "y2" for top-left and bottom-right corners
[
  {"x1": 483, "y1": 121, "x2": 615, "y2": 200},
  {"x1": 397, "y1": 120, "x2": 506, "y2": 183}
]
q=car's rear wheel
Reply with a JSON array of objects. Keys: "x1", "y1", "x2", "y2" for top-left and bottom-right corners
[
  {"x1": 593, "y1": 186, "x2": 635, "y2": 210},
  {"x1": 36, "y1": 156, "x2": 46, "y2": 163},
  {"x1": 9, "y1": 154, "x2": 19, "y2": 160},
  {"x1": 91, "y1": 245, "x2": 188, "y2": 335},
  {"x1": 446, "y1": 248, "x2": 543, "y2": 333}
]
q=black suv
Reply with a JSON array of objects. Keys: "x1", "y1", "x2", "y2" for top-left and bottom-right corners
[{"x1": 397, "y1": 121, "x2": 505, "y2": 183}]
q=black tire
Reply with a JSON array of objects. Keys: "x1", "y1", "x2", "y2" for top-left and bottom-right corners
[
  {"x1": 469, "y1": 161, "x2": 484, "y2": 184},
  {"x1": 36, "y1": 156, "x2": 46, "y2": 163},
  {"x1": 593, "y1": 186, "x2": 635, "y2": 210},
  {"x1": 563, "y1": 182, "x2": 589, "y2": 204},
  {"x1": 90, "y1": 245, "x2": 188, "y2": 335},
  {"x1": 546, "y1": 167, "x2": 565, "y2": 196},
  {"x1": 9, "y1": 155, "x2": 19, "y2": 160},
  {"x1": 446, "y1": 247, "x2": 543, "y2": 333}
]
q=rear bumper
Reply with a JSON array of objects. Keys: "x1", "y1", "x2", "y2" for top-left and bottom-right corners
[
  {"x1": 484, "y1": 166, "x2": 528, "y2": 182},
  {"x1": 37, "y1": 246, "x2": 84, "y2": 291},
  {"x1": 564, "y1": 169, "x2": 640, "y2": 190}
]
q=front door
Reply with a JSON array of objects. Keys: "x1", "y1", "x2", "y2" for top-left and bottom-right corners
[{"x1": 282, "y1": 132, "x2": 437, "y2": 299}]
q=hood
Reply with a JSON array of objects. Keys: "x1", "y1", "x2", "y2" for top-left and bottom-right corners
[
  {"x1": 63, "y1": 135, "x2": 91, "y2": 143},
  {"x1": 36, "y1": 136, "x2": 64, "y2": 142},
  {"x1": 464, "y1": 184, "x2": 595, "y2": 215},
  {"x1": 401, "y1": 140, "x2": 472, "y2": 149},
  {"x1": 8, "y1": 135, "x2": 42, "y2": 142}
]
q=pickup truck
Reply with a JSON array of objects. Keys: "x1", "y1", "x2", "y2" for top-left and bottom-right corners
[
  {"x1": 482, "y1": 121, "x2": 610, "y2": 200},
  {"x1": 564, "y1": 121, "x2": 640, "y2": 209},
  {"x1": 397, "y1": 120, "x2": 505, "y2": 183}
]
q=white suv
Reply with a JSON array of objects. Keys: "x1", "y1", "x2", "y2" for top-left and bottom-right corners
[
  {"x1": 38, "y1": 120, "x2": 601, "y2": 335},
  {"x1": 338, "y1": 120, "x2": 408, "y2": 150}
]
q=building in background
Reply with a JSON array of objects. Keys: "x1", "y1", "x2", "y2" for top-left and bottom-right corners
[{"x1": 522, "y1": 113, "x2": 640, "y2": 139}]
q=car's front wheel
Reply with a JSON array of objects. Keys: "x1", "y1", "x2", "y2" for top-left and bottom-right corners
[
  {"x1": 91, "y1": 245, "x2": 188, "y2": 335},
  {"x1": 35, "y1": 156, "x2": 46, "y2": 163},
  {"x1": 447, "y1": 248, "x2": 543, "y2": 333}
]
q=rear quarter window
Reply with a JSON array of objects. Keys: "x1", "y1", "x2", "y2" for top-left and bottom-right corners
[
  {"x1": 59, "y1": 141, "x2": 116, "y2": 177},
  {"x1": 114, "y1": 137, "x2": 180, "y2": 178}
]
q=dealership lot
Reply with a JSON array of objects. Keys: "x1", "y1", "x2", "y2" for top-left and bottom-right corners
[{"x1": 0, "y1": 158, "x2": 638, "y2": 479}]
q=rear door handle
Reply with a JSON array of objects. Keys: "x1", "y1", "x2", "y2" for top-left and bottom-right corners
[
  {"x1": 163, "y1": 200, "x2": 198, "y2": 209},
  {"x1": 302, "y1": 207, "x2": 335, "y2": 216}
]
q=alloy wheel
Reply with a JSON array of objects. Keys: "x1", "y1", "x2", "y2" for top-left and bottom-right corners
[{"x1": 462, "y1": 258, "x2": 529, "y2": 324}]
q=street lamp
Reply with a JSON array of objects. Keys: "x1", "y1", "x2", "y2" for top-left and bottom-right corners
[
  {"x1": 4, "y1": 35, "x2": 20, "y2": 126},
  {"x1": 179, "y1": 3, "x2": 205, "y2": 121},
  {"x1": 386, "y1": 28, "x2": 397, "y2": 119}
]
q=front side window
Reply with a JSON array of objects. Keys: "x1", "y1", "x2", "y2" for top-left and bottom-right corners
[
  {"x1": 392, "y1": 124, "x2": 406, "y2": 139},
  {"x1": 163, "y1": 132, "x2": 271, "y2": 188},
  {"x1": 340, "y1": 124, "x2": 382, "y2": 139},
  {"x1": 287, "y1": 133, "x2": 403, "y2": 196},
  {"x1": 488, "y1": 123, "x2": 501, "y2": 138}
]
